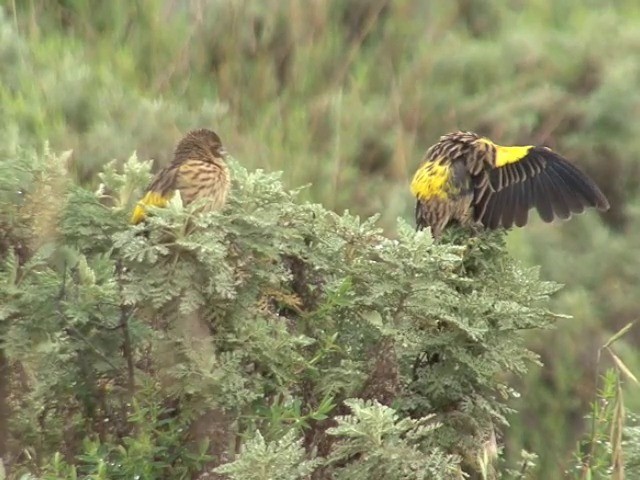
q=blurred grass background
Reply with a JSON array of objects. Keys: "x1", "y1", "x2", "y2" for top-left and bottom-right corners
[{"x1": 2, "y1": 0, "x2": 639, "y2": 475}]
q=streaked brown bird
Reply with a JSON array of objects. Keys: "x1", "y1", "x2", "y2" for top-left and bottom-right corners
[
  {"x1": 410, "y1": 131, "x2": 610, "y2": 237},
  {"x1": 131, "y1": 129, "x2": 231, "y2": 225}
]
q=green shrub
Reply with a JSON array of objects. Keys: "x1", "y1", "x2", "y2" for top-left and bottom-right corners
[
  {"x1": 3, "y1": 0, "x2": 640, "y2": 476},
  {"x1": 1, "y1": 147, "x2": 562, "y2": 478}
]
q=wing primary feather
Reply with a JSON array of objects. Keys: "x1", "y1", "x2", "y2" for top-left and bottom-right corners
[
  {"x1": 510, "y1": 163, "x2": 525, "y2": 184},
  {"x1": 514, "y1": 183, "x2": 530, "y2": 227},
  {"x1": 500, "y1": 182, "x2": 516, "y2": 228},
  {"x1": 538, "y1": 167, "x2": 571, "y2": 220},
  {"x1": 490, "y1": 168, "x2": 504, "y2": 191},
  {"x1": 487, "y1": 190, "x2": 506, "y2": 229},
  {"x1": 472, "y1": 173, "x2": 491, "y2": 220},
  {"x1": 546, "y1": 161, "x2": 587, "y2": 214},
  {"x1": 508, "y1": 163, "x2": 520, "y2": 185},
  {"x1": 547, "y1": 156, "x2": 609, "y2": 210},
  {"x1": 503, "y1": 165, "x2": 514, "y2": 187},
  {"x1": 479, "y1": 192, "x2": 498, "y2": 228},
  {"x1": 548, "y1": 159, "x2": 593, "y2": 200},
  {"x1": 532, "y1": 176, "x2": 555, "y2": 223},
  {"x1": 474, "y1": 193, "x2": 490, "y2": 223},
  {"x1": 502, "y1": 182, "x2": 527, "y2": 228}
]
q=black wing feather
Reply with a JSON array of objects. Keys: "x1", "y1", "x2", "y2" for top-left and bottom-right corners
[
  {"x1": 545, "y1": 161, "x2": 587, "y2": 214},
  {"x1": 539, "y1": 166, "x2": 571, "y2": 220},
  {"x1": 500, "y1": 181, "x2": 517, "y2": 228},
  {"x1": 532, "y1": 175, "x2": 555, "y2": 222},
  {"x1": 147, "y1": 164, "x2": 180, "y2": 197},
  {"x1": 514, "y1": 181, "x2": 530, "y2": 227},
  {"x1": 547, "y1": 154, "x2": 609, "y2": 210},
  {"x1": 505, "y1": 178, "x2": 523, "y2": 228},
  {"x1": 473, "y1": 146, "x2": 609, "y2": 229},
  {"x1": 480, "y1": 190, "x2": 500, "y2": 229}
]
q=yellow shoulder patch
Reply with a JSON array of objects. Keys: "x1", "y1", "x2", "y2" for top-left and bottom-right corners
[
  {"x1": 476, "y1": 138, "x2": 533, "y2": 167},
  {"x1": 410, "y1": 161, "x2": 451, "y2": 200},
  {"x1": 130, "y1": 191, "x2": 171, "y2": 224},
  {"x1": 494, "y1": 144, "x2": 534, "y2": 167}
]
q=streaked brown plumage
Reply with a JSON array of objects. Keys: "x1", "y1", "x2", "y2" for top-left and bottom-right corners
[
  {"x1": 131, "y1": 129, "x2": 230, "y2": 224},
  {"x1": 410, "y1": 131, "x2": 610, "y2": 237}
]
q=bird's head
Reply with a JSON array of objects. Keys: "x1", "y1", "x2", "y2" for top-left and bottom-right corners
[
  {"x1": 439, "y1": 131, "x2": 482, "y2": 144},
  {"x1": 426, "y1": 131, "x2": 484, "y2": 161},
  {"x1": 175, "y1": 128, "x2": 228, "y2": 163}
]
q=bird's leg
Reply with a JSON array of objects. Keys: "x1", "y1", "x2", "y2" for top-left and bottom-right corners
[{"x1": 430, "y1": 224, "x2": 443, "y2": 241}]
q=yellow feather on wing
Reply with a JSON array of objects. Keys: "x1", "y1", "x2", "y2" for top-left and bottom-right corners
[{"x1": 475, "y1": 138, "x2": 534, "y2": 167}]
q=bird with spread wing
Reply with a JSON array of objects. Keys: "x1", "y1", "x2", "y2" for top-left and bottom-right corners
[{"x1": 410, "y1": 131, "x2": 609, "y2": 237}]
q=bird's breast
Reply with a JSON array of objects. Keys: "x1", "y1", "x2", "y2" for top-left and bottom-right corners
[{"x1": 177, "y1": 160, "x2": 230, "y2": 209}]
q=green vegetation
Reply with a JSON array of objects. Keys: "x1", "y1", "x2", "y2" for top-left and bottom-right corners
[
  {"x1": 1, "y1": 0, "x2": 640, "y2": 478},
  {"x1": 1, "y1": 149, "x2": 561, "y2": 479}
]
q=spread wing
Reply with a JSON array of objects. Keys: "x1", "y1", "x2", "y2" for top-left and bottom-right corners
[
  {"x1": 473, "y1": 147, "x2": 609, "y2": 229},
  {"x1": 130, "y1": 164, "x2": 180, "y2": 224}
]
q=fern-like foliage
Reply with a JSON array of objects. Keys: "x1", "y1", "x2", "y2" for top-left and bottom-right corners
[{"x1": 0, "y1": 150, "x2": 564, "y2": 479}]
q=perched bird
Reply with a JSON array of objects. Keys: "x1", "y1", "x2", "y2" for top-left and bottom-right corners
[
  {"x1": 410, "y1": 131, "x2": 609, "y2": 237},
  {"x1": 131, "y1": 129, "x2": 231, "y2": 225}
]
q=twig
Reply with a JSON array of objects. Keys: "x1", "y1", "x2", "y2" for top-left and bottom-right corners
[
  {"x1": 0, "y1": 349, "x2": 8, "y2": 459},
  {"x1": 116, "y1": 259, "x2": 136, "y2": 399}
]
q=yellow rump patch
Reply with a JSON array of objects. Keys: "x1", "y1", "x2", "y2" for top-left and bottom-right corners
[
  {"x1": 410, "y1": 161, "x2": 450, "y2": 200},
  {"x1": 476, "y1": 138, "x2": 533, "y2": 167},
  {"x1": 130, "y1": 191, "x2": 171, "y2": 224}
]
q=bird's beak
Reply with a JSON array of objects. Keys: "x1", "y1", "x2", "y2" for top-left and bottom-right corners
[{"x1": 219, "y1": 146, "x2": 228, "y2": 158}]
